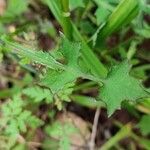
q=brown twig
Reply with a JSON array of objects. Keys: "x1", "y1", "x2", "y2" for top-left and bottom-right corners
[{"x1": 89, "y1": 108, "x2": 101, "y2": 150}]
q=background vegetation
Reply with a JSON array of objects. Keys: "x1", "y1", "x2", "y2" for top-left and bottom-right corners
[{"x1": 0, "y1": 0, "x2": 150, "y2": 149}]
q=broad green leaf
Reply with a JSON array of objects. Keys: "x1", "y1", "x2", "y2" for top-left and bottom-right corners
[
  {"x1": 42, "y1": 70, "x2": 76, "y2": 93},
  {"x1": 41, "y1": 36, "x2": 101, "y2": 94},
  {"x1": 41, "y1": 36, "x2": 81, "y2": 93},
  {"x1": 137, "y1": 115, "x2": 150, "y2": 136},
  {"x1": 60, "y1": 35, "x2": 81, "y2": 67},
  {"x1": 100, "y1": 61, "x2": 149, "y2": 116}
]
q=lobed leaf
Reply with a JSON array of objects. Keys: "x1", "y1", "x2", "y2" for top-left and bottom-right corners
[
  {"x1": 23, "y1": 86, "x2": 53, "y2": 103},
  {"x1": 100, "y1": 61, "x2": 149, "y2": 116}
]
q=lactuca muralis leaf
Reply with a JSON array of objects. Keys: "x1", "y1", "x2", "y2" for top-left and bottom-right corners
[
  {"x1": 100, "y1": 61, "x2": 149, "y2": 116},
  {"x1": 41, "y1": 36, "x2": 81, "y2": 93},
  {"x1": 0, "y1": 36, "x2": 63, "y2": 70}
]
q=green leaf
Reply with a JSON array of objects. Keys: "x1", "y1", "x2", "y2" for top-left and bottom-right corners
[
  {"x1": 41, "y1": 36, "x2": 100, "y2": 94},
  {"x1": 42, "y1": 69, "x2": 76, "y2": 93},
  {"x1": 23, "y1": 86, "x2": 53, "y2": 103},
  {"x1": 4, "y1": 0, "x2": 29, "y2": 18},
  {"x1": 100, "y1": 61, "x2": 149, "y2": 116},
  {"x1": 1, "y1": 94, "x2": 43, "y2": 135},
  {"x1": 60, "y1": 36, "x2": 81, "y2": 67},
  {"x1": 0, "y1": 37, "x2": 64, "y2": 70},
  {"x1": 41, "y1": 36, "x2": 81, "y2": 93},
  {"x1": 45, "y1": 121, "x2": 76, "y2": 150},
  {"x1": 137, "y1": 115, "x2": 150, "y2": 136}
]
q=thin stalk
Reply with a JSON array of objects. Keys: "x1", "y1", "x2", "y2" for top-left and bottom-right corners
[
  {"x1": 72, "y1": 24, "x2": 108, "y2": 78},
  {"x1": 99, "y1": 124, "x2": 132, "y2": 150},
  {"x1": 74, "y1": 81, "x2": 97, "y2": 91},
  {"x1": 89, "y1": 108, "x2": 101, "y2": 150},
  {"x1": 71, "y1": 95, "x2": 106, "y2": 108},
  {"x1": 95, "y1": 0, "x2": 139, "y2": 47},
  {"x1": 60, "y1": 0, "x2": 72, "y2": 39},
  {"x1": 114, "y1": 121, "x2": 150, "y2": 150}
]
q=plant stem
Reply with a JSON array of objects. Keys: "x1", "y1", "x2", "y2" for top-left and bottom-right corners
[
  {"x1": 99, "y1": 124, "x2": 131, "y2": 150},
  {"x1": 60, "y1": 0, "x2": 72, "y2": 40},
  {"x1": 72, "y1": 24, "x2": 108, "y2": 78},
  {"x1": 74, "y1": 81, "x2": 97, "y2": 91},
  {"x1": 95, "y1": 0, "x2": 139, "y2": 47},
  {"x1": 89, "y1": 108, "x2": 101, "y2": 150}
]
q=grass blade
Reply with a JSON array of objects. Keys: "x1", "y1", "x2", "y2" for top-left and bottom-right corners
[{"x1": 95, "y1": 0, "x2": 139, "y2": 47}]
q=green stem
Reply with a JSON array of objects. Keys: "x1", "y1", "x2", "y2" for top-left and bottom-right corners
[
  {"x1": 72, "y1": 24, "x2": 108, "y2": 78},
  {"x1": 95, "y1": 0, "x2": 139, "y2": 47},
  {"x1": 60, "y1": 0, "x2": 72, "y2": 39},
  {"x1": 114, "y1": 121, "x2": 150, "y2": 150},
  {"x1": 99, "y1": 124, "x2": 131, "y2": 150},
  {"x1": 71, "y1": 95, "x2": 106, "y2": 108},
  {"x1": 74, "y1": 81, "x2": 97, "y2": 91}
]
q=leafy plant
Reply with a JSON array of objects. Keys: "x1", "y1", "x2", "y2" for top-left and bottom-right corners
[
  {"x1": 45, "y1": 121, "x2": 77, "y2": 150},
  {"x1": 1, "y1": 35, "x2": 149, "y2": 116},
  {"x1": 0, "y1": 0, "x2": 149, "y2": 149},
  {"x1": 0, "y1": 94, "x2": 43, "y2": 136}
]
